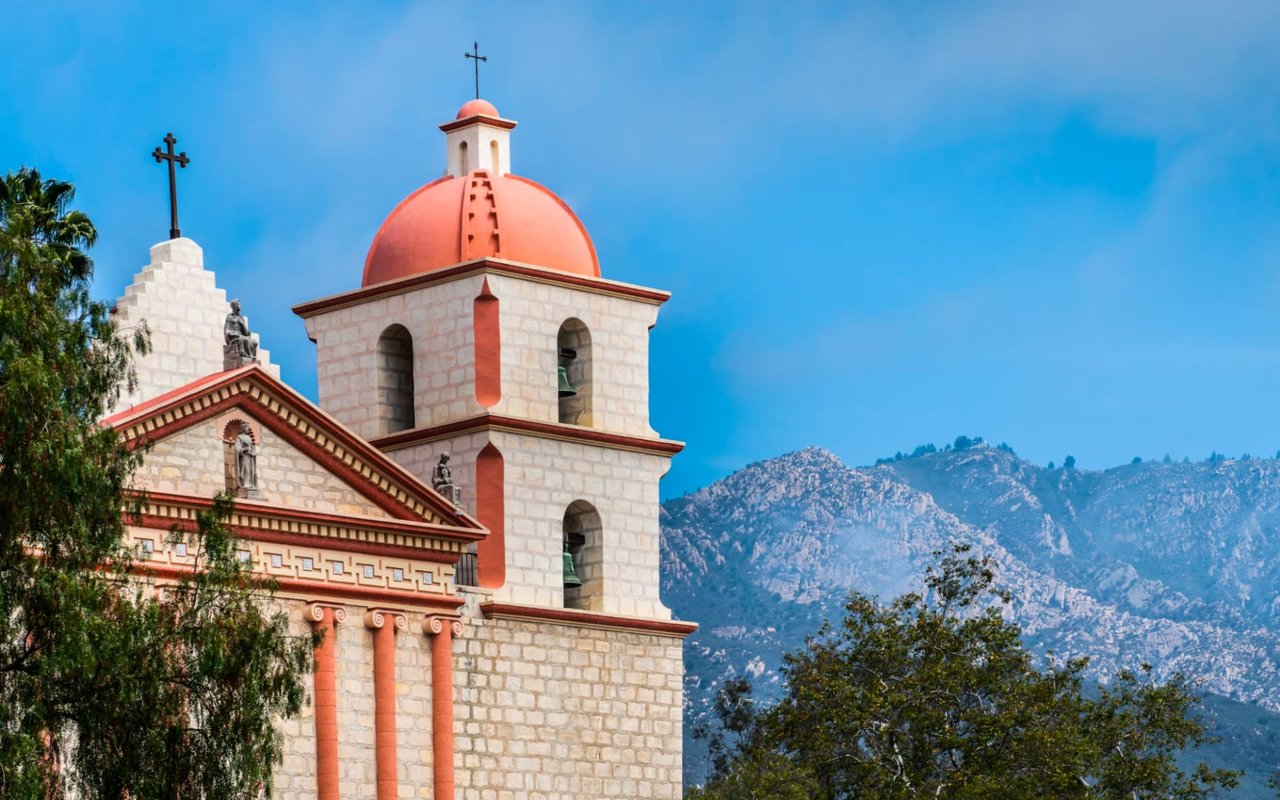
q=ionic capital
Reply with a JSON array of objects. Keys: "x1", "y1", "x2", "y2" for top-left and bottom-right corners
[
  {"x1": 364, "y1": 608, "x2": 409, "y2": 633},
  {"x1": 423, "y1": 614, "x2": 464, "y2": 637},
  {"x1": 305, "y1": 603, "x2": 348, "y2": 626}
]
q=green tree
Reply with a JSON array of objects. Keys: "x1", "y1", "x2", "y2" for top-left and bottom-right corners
[
  {"x1": 690, "y1": 545, "x2": 1239, "y2": 800},
  {"x1": 0, "y1": 168, "x2": 314, "y2": 798},
  {"x1": 1063, "y1": 454, "x2": 1077, "y2": 469}
]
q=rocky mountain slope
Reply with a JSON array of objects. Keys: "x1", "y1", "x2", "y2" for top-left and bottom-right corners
[{"x1": 661, "y1": 444, "x2": 1280, "y2": 794}]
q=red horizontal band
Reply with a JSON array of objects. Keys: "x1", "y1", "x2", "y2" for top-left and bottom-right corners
[
  {"x1": 480, "y1": 602, "x2": 697, "y2": 637},
  {"x1": 371, "y1": 413, "x2": 684, "y2": 456},
  {"x1": 293, "y1": 258, "x2": 670, "y2": 319}
]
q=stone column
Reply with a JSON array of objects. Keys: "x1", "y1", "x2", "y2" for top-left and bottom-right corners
[
  {"x1": 424, "y1": 615, "x2": 463, "y2": 800},
  {"x1": 306, "y1": 603, "x2": 347, "y2": 800},
  {"x1": 365, "y1": 609, "x2": 407, "y2": 800}
]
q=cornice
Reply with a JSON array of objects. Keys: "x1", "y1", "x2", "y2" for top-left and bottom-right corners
[
  {"x1": 292, "y1": 258, "x2": 670, "y2": 319},
  {"x1": 369, "y1": 413, "x2": 685, "y2": 457},
  {"x1": 133, "y1": 491, "x2": 482, "y2": 552},
  {"x1": 479, "y1": 602, "x2": 698, "y2": 638},
  {"x1": 438, "y1": 115, "x2": 518, "y2": 133}
]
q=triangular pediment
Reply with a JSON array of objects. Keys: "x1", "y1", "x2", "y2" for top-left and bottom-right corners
[{"x1": 105, "y1": 366, "x2": 482, "y2": 535}]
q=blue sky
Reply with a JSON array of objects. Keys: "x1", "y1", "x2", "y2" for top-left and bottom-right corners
[{"x1": 4, "y1": 1, "x2": 1280, "y2": 496}]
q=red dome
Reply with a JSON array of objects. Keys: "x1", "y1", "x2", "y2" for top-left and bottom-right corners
[
  {"x1": 456, "y1": 98, "x2": 500, "y2": 119},
  {"x1": 362, "y1": 172, "x2": 600, "y2": 287}
]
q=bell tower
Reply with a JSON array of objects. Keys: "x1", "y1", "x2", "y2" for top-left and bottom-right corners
[
  {"x1": 294, "y1": 96, "x2": 691, "y2": 799},
  {"x1": 297, "y1": 98, "x2": 681, "y2": 618}
]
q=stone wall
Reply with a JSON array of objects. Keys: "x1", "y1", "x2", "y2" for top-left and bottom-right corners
[
  {"x1": 485, "y1": 271, "x2": 660, "y2": 438},
  {"x1": 136, "y1": 414, "x2": 389, "y2": 519},
  {"x1": 268, "y1": 594, "x2": 685, "y2": 800},
  {"x1": 386, "y1": 430, "x2": 671, "y2": 619},
  {"x1": 455, "y1": 592, "x2": 686, "y2": 800},
  {"x1": 111, "y1": 238, "x2": 277, "y2": 410},
  {"x1": 304, "y1": 275, "x2": 488, "y2": 441}
]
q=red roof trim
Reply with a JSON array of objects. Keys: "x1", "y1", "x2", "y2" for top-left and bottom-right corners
[
  {"x1": 294, "y1": 259, "x2": 669, "y2": 318},
  {"x1": 438, "y1": 115, "x2": 517, "y2": 133},
  {"x1": 480, "y1": 602, "x2": 697, "y2": 637},
  {"x1": 103, "y1": 366, "x2": 252, "y2": 427},
  {"x1": 369, "y1": 413, "x2": 685, "y2": 456}
]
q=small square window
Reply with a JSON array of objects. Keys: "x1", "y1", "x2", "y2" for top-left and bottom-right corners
[
  {"x1": 302, "y1": 558, "x2": 314, "y2": 572},
  {"x1": 362, "y1": 564, "x2": 374, "y2": 578},
  {"x1": 237, "y1": 550, "x2": 251, "y2": 563},
  {"x1": 331, "y1": 561, "x2": 344, "y2": 575},
  {"x1": 270, "y1": 554, "x2": 283, "y2": 568},
  {"x1": 140, "y1": 540, "x2": 154, "y2": 554},
  {"x1": 392, "y1": 568, "x2": 404, "y2": 582},
  {"x1": 175, "y1": 543, "x2": 187, "y2": 557}
]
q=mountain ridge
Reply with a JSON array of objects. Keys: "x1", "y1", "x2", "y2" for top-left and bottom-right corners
[{"x1": 661, "y1": 443, "x2": 1280, "y2": 794}]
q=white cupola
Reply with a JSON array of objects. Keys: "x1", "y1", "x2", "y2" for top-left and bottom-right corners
[{"x1": 441, "y1": 98, "x2": 515, "y2": 178}]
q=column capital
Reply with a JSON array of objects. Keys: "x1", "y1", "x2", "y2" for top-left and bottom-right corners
[
  {"x1": 305, "y1": 603, "x2": 348, "y2": 625},
  {"x1": 423, "y1": 614, "x2": 464, "y2": 637},
  {"x1": 364, "y1": 608, "x2": 408, "y2": 632}
]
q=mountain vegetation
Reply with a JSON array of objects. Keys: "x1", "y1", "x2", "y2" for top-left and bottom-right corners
[
  {"x1": 662, "y1": 443, "x2": 1280, "y2": 796},
  {"x1": 0, "y1": 169, "x2": 313, "y2": 798},
  {"x1": 688, "y1": 545, "x2": 1238, "y2": 799}
]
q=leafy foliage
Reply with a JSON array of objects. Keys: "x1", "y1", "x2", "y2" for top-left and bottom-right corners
[
  {"x1": 690, "y1": 545, "x2": 1239, "y2": 800},
  {"x1": 0, "y1": 168, "x2": 314, "y2": 798}
]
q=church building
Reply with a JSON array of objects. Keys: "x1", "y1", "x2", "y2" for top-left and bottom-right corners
[{"x1": 104, "y1": 97, "x2": 693, "y2": 799}]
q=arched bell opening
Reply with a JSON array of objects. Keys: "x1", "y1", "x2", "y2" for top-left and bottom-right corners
[
  {"x1": 376, "y1": 324, "x2": 415, "y2": 434},
  {"x1": 562, "y1": 500, "x2": 603, "y2": 610},
  {"x1": 557, "y1": 318, "x2": 592, "y2": 426},
  {"x1": 458, "y1": 141, "x2": 470, "y2": 175},
  {"x1": 489, "y1": 139, "x2": 501, "y2": 175}
]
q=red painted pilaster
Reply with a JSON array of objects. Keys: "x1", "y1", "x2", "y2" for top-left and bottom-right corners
[
  {"x1": 424, "y1": 615, "x2": 463, "y2": 800},
  {"x1": 306, "y1": 603, "x2": 347, "y2": 800},
  {"x1": 365, "y1": 609, "x2": 407, "y2": 800}
]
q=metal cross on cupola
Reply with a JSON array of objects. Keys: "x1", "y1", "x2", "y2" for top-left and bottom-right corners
[
  {"x1": 464, "y1": 41, "x2": 487, "y2": 100},
  {"x1": 151, "y1": 132, "x2": 190, "y2": 240}
]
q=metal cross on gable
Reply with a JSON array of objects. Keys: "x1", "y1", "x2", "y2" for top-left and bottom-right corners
[
  {"x1": 151, "y1": 132, "x2": 190, "y2": 240},
  {"x1": 464, "y1": 41, "x2": 487, "y2": 100}
]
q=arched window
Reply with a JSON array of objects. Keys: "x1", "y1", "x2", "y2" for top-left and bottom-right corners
[
  {"x1": 489, "y1": 139, "x2": 500, "y2": 174},
  {"x1": 557, "y1": 318, "x2": 592, "y2": 426},
  {"x1": 377, "y1": 324, "x2": 415, "y2": 434},
  {"x1": 563, "y1": 500, "x2": 602, "y2": 610},
  {"x1": 458, "y1": 141, "x2": 470, "y2": 175}
]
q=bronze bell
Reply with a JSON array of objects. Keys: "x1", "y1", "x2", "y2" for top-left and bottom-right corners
[
  {"x1": 558, "y1": 366, "x2": 577, "y2": 398},
  {"x1": 562, "y1": 544, "x2": 583, "y2": 588}
]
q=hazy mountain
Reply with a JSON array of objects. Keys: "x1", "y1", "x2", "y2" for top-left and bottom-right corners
[{"x1": 661, "y1": 444, "x2": 1280, "y2": 795}]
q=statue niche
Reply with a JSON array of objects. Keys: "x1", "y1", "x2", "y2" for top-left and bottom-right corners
[
  {"x1": 223, "y1": 419, "x2": 262, "y2": 499},
  {"x1": 224, "y1": 299, "x2": 260, "y2": 370}
]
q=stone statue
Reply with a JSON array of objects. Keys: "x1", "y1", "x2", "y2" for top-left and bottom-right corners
[
  {"x1": 433, "y1": 452, "x2": 462, "y2": 507},
  {"x1": 234, "y1": 422, "x2": 258, "y2": 492},
  {"x1": 224, "y1": 299, "x2": 259, "y2": 367}
]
